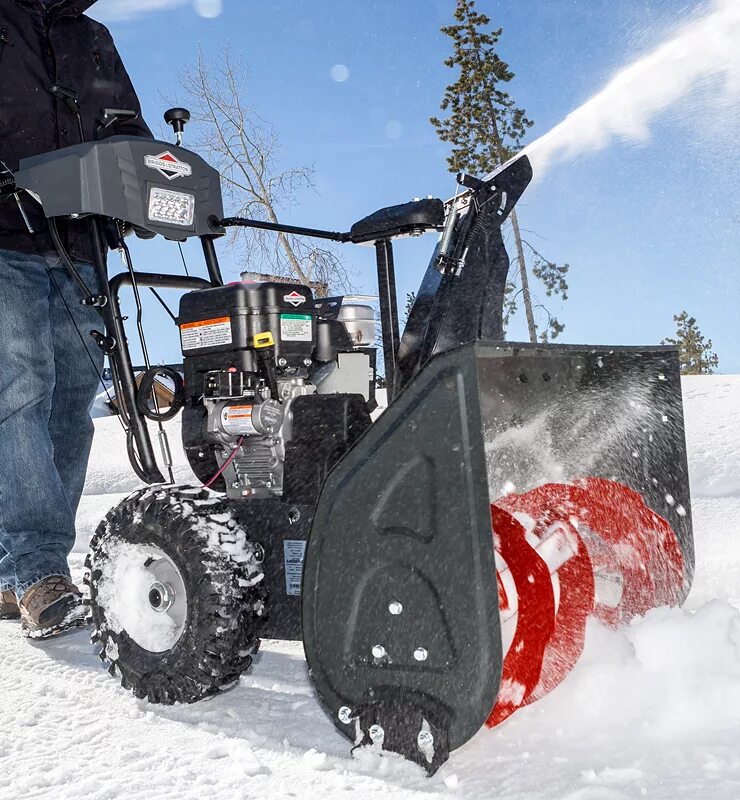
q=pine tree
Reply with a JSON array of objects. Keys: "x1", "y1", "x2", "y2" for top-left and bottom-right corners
[
  {"x1": 404, "y1": 291, "x2": 416, "y2": 326},
  {"x1": 431, "y1": 0, "x2": 569, "y2": 342},
  {"x1": 662, "y1": 311, "x2": 719, "y2": 375}
]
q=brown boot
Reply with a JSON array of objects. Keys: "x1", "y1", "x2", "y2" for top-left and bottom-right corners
[
  {"x1": 19, "y1": 576, "x2": 89, "y2": 639},
  {"x1": 0, "y1": 589, "x2": 20, "y2": 620}
]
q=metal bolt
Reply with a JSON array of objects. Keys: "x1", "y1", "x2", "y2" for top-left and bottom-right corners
[
  {"x1": 338, "y1": 706, "x2": 353, "y2": 724},
  {"x1": 414, "y1": 647, "x2": 428, "y2": 662},
  {"x1": 303, "y1": 358, "x2": 312, "y2": 367},
  {"x1": 369, "y1": 724, "x2": 384, "y2": 743},
  {"x1": 388, "y1": 601, "x2": 403, "y2": 616},
  {"x1": 278, "y1": 357, "x2": 288, "y2": 367},
  {"x1": 417, "y1": 730, "x2": 434, "y2": 751},
  {"x1": 371, "y1": 644, "x2": 386, "y2": 659},
  {"x1": 252, "y1": 544, "x2": 265, "y2": 564}
]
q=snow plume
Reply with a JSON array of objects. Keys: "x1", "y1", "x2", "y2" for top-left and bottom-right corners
[
  {"x1": 93, "y1": 0, "x2": 223, "y2": 22},
  {"x1": 484, "y1": 379, "x2": 659, "y2": 498},
  {"x1": 523, "y1": 0, "x2": 740, "y2": 176}
]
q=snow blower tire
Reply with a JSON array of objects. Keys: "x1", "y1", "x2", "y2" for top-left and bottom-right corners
[{"x1": 85, "y1": 487, "x2": 266, "y2": 705}]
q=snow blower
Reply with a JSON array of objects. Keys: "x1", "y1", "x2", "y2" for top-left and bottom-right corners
[{"x1": 7, "y1": 106, "x2": 694, "y2": 774}]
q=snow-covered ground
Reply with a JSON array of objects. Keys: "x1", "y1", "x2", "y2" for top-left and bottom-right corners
[{"x1": 1, "y1": 376, "x2": 739, "y2": 800}]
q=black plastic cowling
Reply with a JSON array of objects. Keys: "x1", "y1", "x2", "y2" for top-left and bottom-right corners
[{"x1": 350, "y1": 199, "x2": 444, "y2": 244}]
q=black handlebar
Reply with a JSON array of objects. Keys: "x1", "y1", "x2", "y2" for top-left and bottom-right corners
[{"x1": 220, "y1": 216, "x2": 352, "y2": 244}]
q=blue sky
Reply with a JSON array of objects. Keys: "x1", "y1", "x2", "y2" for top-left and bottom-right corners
[{"x1": 90, "y1": 0, "x2": 739, "y2": 372}]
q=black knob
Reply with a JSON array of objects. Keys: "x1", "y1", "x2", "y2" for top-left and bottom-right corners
[{"x1": 164, "y1": 107, "x2": 191, "y2": 136}]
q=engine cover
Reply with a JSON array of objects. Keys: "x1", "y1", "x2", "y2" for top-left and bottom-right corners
[{"x1": 178, "y1": 282, "x2": 317, "y2": 379}]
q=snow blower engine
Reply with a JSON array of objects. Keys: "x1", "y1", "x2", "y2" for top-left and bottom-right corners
[
  {"x1": 177, "y1": 278, "x2": 378, "y2": 502},
  {"x1": 8, "y1": 106, "x2": 695, "y2": 775}
]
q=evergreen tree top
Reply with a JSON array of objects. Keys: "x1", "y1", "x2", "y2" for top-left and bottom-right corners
[
  {"x1": 662, "y1": 310, "x2": 719, "y2": 375},
  {"x1": 431, "y1": 0, "x2": 533, "y2": 174}
]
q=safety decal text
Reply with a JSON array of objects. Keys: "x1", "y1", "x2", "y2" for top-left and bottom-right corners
[
  {"x1": 284, "y1": 540, "x2": 307, "y2": 596},
  {"x1": 180, "y1": 316, "x2": 232, "y2": 349},
  {"x1": 280, "y1": 313, "x2": 312, "y2": 342}
]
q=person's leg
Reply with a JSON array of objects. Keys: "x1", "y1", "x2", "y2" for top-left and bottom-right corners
[
  {"x1": 0, "y1": 543, "x2": 13, "y2": 595},
  {"x1": 0, "y1": 249, "x2": 74, "y2": 596},
  {"x1": 47, "y1": 259, "x2": 103, "y2": 523}
]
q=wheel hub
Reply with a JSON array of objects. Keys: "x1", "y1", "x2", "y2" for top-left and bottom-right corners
[
  {"x1": 139, "y1": 551, "x2": 188, "y2": 650},
  {"x1": 96, "y1": 544, "x2": 189, "y2": 653},
  {"x1": 148, "y1": 581, "x2": 175, "y2": 613}
]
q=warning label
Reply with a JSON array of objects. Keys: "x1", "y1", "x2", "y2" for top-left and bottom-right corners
[
  {"x1": 180, "y1": 317, "x2": 232, "y2": 350},
  {"x1": 284, "y1": 540, "x2": 307, "y2": 596},
  {"x1": 221, "y1": 405, "x2": 257, "y2": 435},
  {"x1": 280, "y1": 313, "x2": 312, "y2": 342}
]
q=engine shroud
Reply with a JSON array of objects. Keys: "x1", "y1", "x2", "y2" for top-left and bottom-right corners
[{"x1": 178, "y1": 281, "x2": 318, "y2": 380}]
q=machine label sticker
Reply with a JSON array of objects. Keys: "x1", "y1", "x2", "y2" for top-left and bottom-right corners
[
  {"x1": 284, "y1": 540, "x2": 307, "y2": 596},
  {"x1": 221, "y1": 405, "x2": 257, "y2": 435},
  {"x1": 144, "y1": 151, "x2": 193, "y2": 181},
  {"x1": 280, "y1": 314, "x2": 312, "y2": 342},
  {"x1": 283, "y1": 291, "x2": 307, "y2": 307},
  {"x1": 180, "y1": 316, "x2": 232, "y2": 349}
]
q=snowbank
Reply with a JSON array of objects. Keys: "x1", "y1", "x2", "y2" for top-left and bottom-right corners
[
  {"x1": 683, "y1": 375, "x2": 740, "y2": 498},
  {"x1": 682, "y1": 375, "x2": 740, "y2": 609}
]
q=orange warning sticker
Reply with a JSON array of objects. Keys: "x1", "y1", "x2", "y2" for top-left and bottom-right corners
[
  {"x1": 180, "y1": 316, "x2": 232, "y2": 350},
  {"x1": 225, "y1": 406, "x2": 253, "y2": 418}
]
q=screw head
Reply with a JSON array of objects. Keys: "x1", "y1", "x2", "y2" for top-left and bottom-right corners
[
  {"x1": 371, "y1": 644, "x2": 386, "y2": 659},
  {"x1": 388, "y1": 601, "x2": 403, "y2": 615},
  {"x1": 413, "y1": 647, "x2": 428, "y2": 662},
  {"x1": 417, "y1": 730, "x2": 434, "y2": 751},
  {"x1": 338, "y1": 706, "x2": 353, "y2": 724},
  {"x1": 369, "y1": 724, "x2": 384, "y2": 743}
]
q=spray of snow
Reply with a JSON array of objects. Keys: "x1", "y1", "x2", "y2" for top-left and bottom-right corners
[
  {"x1": 522, "y1": 0, "x2": 740, "y2": 176},
  {"x1": 484, "y1": 379, "x2": 658, "y2": 497}
]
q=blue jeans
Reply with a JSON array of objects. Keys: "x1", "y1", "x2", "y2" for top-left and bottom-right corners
[{"x1": 0, "y1": 248, "x2": 103, "y2": 598}]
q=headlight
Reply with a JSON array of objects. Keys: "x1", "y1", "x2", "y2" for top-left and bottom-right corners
[{"x1": 148, "y1": 187, "x2": 195, "y2": 227}]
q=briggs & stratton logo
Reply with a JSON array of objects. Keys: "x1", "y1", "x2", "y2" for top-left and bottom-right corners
[
  {"x1": 144, "y1": 151, "x2": 193, "y2": 181},
  {"x1": 283, "y1": 291, "x2": 307, "y2": 307}
]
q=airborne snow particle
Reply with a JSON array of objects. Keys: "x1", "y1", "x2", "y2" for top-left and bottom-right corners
[
  {"x1": 330, "y1": 64, "x2": 350, "y2": 83},
  {"x1": 193, "y1": 0, "x2": 223, "y2": 18},
  {"x1": 384, "y1": 120, "x2": 403, "y2": 139}
]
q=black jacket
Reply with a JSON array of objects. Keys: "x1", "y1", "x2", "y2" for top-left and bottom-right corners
[{"x1": 0, "y1": 0, "x2": 151, "y2": 262}]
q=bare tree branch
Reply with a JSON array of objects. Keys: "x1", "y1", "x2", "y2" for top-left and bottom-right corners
[{"x1": 176, "y1": 46, "x2": 354, "y2": 292}]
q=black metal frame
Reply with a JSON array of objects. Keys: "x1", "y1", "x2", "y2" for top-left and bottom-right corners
[
  {"x1": 86, "y1": 218, "x2": 218, "y2": 484},
  {"x1": 374, "y1": 239, "x2": 400, "y2": 400}
]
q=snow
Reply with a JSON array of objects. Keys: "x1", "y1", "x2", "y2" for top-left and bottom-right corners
[
  {"x1": 1, "y1": 375, "x2": 739, "y2": 798},
  {"x1": 522, "y1": 0, "x2": 740, "y2": 177},
  {"x1": 96, "y1": 540, "x2": 183, "y2": 653}
]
